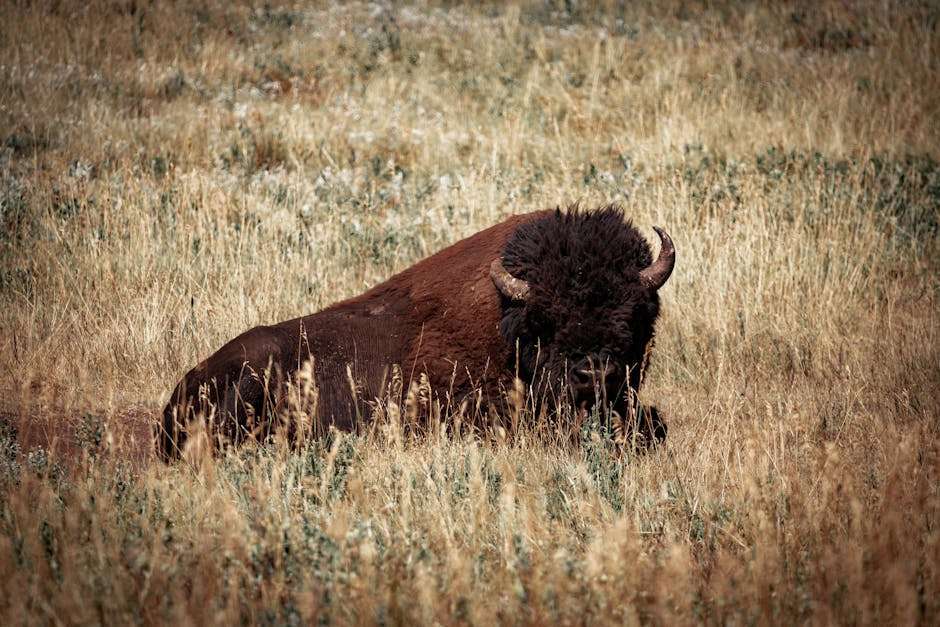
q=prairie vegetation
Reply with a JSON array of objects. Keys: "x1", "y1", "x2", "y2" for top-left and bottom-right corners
[{"x1": 1, "y1": 0, "x2": 938, "y2": 624}]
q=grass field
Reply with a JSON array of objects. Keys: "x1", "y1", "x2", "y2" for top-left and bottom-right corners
[{"x1": 1, "y1": 0, "x2": 938, "y2": 623}]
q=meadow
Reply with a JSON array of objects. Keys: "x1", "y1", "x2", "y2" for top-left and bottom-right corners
[{"x1": 0, "y1": 0, "x2": 938, "y2": 623}]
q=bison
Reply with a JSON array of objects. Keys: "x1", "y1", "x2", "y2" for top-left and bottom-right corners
[{"x1": 157, "y1": 206, "x2": 675, "y2": 460}]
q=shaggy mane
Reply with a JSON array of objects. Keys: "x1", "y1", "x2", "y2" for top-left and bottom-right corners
[{"x1": 502, "y1": 205, "x2": 654, "y2": 305}]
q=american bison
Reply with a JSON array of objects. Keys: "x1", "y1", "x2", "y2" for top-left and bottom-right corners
[{"x1": 157, "y1": 206, "x2": 675, "y2": 460}]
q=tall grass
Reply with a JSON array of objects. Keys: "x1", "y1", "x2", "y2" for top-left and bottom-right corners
[{"x1": 1, "y1": 0, "x2": 938, "y2": 623}]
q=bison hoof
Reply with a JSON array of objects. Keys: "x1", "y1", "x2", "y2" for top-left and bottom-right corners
[
  {"x1": 614, "y1": 404, "x2": 667, "y2": 451},
  {"x1": 641, "y1": 405, "x2": 667, "y2": 446}
]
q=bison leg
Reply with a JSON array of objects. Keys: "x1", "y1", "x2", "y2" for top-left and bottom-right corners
[
  {"x1": 157, "y1": 402, "x2": 185, "y2": 462},
  {"x1": 157, "y1": 370, "x2": 275, "y2": 461},
  {"x1": 217, "y1": 367, "x2": 281, "y2": 447},
  {"x1": 617, "y1": 402, "x2": 667, "y2": 450},
  {"x1": 637, "y1": 404, "x2": 667, "y2": 447},
  {"x1": 157, "y1": 325, "x2": 291, "y2": 461}
]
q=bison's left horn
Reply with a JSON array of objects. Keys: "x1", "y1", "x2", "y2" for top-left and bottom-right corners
[
  {"x1": 639, "y1": 226, "x2": 676, "y2": 290},
  {"x1": 490, "y1": 258, "x2": 530, "y2": 300}
]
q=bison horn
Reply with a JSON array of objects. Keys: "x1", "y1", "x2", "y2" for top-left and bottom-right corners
[
  {"x1": 490, "y1": 258, "x2": 530, "y2": 300},
  {"x1": 639, "y1": 226, "x2": 676, "y2": 290}
]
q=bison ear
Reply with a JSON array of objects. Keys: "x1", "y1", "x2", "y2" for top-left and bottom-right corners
[
  {"x1": 638, "y1": 226, "x2": 676, "y2": 290},
  {"x1": 490, "y1": 258, "x2": 531, "y2": 301}
]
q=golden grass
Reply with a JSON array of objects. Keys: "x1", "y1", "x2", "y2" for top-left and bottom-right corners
[{"x1": 0, "y1": 0, "x2": 938, "y2": 623}]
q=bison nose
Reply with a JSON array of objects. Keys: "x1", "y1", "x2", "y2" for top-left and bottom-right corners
[{"x1": 571, "y1": 359, "x2": 616, "y2": 386}]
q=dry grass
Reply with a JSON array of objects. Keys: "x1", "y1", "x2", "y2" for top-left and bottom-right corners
[{"x1": 1, "y1": 0, "x2": 938, "y2": 624}]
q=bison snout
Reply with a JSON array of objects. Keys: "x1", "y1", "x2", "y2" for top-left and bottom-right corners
[{"x1": 569, "y1": 357, "x2": 617, "y2": 388}]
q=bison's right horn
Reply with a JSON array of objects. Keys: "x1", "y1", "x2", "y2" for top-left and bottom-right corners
[
  {"x1": 490, "y1": 258, "x2": 531, "y2": 301},
  {"x1": 639, "y1": 226, "x2": 676, "y2": 290}
]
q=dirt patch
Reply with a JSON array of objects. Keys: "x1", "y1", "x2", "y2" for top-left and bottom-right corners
[{"x1": 0, "y1": 404, "x2": 157, "y2": 469}]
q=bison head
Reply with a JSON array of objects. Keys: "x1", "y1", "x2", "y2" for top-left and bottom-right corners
[{"x1": 491, "y1": 206, "x2": 675, "y2": 413}]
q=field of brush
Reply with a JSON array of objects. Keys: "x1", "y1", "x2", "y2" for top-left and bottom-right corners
[{"x1": 1, "y1": 1, "x2": 938, "y2": 624}]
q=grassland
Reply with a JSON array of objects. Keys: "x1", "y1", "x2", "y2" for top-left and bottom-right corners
[{"x1": 1, "y1": 1, "x2": 938, "y2": 624}]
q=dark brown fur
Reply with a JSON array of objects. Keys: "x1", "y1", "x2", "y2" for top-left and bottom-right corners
[{"x1": 158, "y1": 207, "x2": 671, "y2": 460}]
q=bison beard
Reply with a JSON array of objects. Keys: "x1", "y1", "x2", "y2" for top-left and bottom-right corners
[{"x1": 157, "y1": 206, "x2": 675, "y2": 460}]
